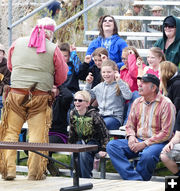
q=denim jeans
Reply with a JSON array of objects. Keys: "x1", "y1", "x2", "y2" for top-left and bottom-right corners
[
  {"x1": 71, "y1": 140, "x2": 99, "y2": 178},
  {"x1": 103, "y1": 116, "x2": 121, "y2": 130},
  {"x1": 107, "y1": 139, "x2": 167, "y2": 180}
]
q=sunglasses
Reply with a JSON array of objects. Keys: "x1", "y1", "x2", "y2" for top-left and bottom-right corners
[
  {"x1": 74, "y1": 99, "x2": 87, "y2": 103},
  {"x1": 164, "y1": 25, "x2": 176, "y2": 29},
  {"x1": 103, "y1": 19, "x2": 113, "y2": 23}
]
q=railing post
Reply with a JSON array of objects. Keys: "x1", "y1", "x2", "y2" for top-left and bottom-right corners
[
  {"x1": 83, "y1": 0, "x2": 88, "y2": 44},
  {"x1": 8, "y1": 0, "x2": 12, "y2": 47}
]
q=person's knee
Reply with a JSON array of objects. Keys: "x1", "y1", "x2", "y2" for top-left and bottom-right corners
[{"x1": 160, "y1": 153, "x2": 169, "y2": 163}]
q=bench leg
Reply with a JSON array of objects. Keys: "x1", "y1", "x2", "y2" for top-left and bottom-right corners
[
  {"x1": 100, "y1": 158, "x2": 106, "y2": 179},
  {"x1": 60, "y1": 152, "x2": 93, "y2": 191}
]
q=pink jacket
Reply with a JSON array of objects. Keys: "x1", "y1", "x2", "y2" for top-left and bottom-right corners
[{"x1": 120, "y1": 54, "x2": 139, "y2": 92}]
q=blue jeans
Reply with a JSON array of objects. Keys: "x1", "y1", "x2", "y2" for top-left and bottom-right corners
[
  {"x1": 107, "y1": 139, "x2": 167, "y2": 180},
  {"x1": 103, "y1": 116, "x2": 121, "y2": 130},
  {"x1": 71, "y1": 140, "x2": 99, "y2": 178},
  {"x1": 123, "y1": 91, "x2": 140, "y2": 125}
]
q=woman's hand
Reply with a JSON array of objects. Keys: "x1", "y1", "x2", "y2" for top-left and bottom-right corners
[{"x1": 86, "y1": 72, "x2": 94, "y2": 84}]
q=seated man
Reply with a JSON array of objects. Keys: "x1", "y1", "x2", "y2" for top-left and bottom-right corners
[
  {"x1": 107, "y1": 74, "x2": 176, "y2": 180},
  {"x1": 160, "y1": 111, "x2": 180, "y2": 176}
]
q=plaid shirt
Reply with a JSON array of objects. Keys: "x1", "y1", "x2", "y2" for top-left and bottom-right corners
[{"x1": 126, "y1": 93, "x2": 176, "y2": 146}]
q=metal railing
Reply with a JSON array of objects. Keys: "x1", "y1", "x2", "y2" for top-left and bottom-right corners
[{"x1": 7, "y1": 0, "x2": 105, "y2": 47}]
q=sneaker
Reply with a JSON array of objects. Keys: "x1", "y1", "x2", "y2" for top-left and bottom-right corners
[{"x1": 47, "y1": 161, "x2": 61, "y2": 176}]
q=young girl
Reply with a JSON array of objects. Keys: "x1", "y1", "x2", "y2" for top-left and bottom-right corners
[
  {"x1": 68, "y1": 90, "x2": 109, "y2": 178},
  {"x1": 160, "y1": 61, "x2": 180, "y2": 124},
  {"x1": 145, "y1": 47, "x2": 166, "y2": 78},
  {"x1": 85, "y1": 59, "x2": 132, "y2": 130},
  {"x1": 120, "y1": 46, "x2": 146, "y2": 92}
]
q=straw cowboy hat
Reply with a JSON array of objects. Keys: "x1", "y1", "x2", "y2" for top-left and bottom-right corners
[{"x1": 151, "y1": 6, "x2": 163, "y2": 12}]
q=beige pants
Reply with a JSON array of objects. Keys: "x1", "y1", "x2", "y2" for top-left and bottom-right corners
[{"x1": 0, "y1": 91, "x2": 52, "y2": 180}]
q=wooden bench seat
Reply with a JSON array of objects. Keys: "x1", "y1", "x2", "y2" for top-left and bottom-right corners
[{"x1": 0, "y1": 141, "x2": 98, "y2": 191}]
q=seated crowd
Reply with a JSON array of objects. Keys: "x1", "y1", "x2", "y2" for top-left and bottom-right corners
[{"x1": 0, "y1": 5, "x2": 180, "y2": 182}]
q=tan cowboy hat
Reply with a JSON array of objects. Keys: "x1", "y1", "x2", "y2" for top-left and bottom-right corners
[
  {"x1": 0, "y1": 43, "x2": 5, "y2": 53},
  {"x1": 151, "y1": 6, "x2": 163, "y2": 12}
]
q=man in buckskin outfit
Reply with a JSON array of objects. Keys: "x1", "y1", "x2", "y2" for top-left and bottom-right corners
[{"x1": 0, "y1": 17, "x2": 68, "y2": 181}]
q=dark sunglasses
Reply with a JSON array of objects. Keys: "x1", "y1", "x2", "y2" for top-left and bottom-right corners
[
  {"x1": 103, "y1": 19, "x2": 113, "y2": 23},
  {"x1": 164, "y1": 25, "x2": 176, "y2": 29},
  {"x1": 74, "y1": 99, "x2": 87, "y2": 103}
]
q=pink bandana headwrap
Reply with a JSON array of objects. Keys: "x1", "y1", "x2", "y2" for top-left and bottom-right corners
[{"x1": 28, "y1": 25, "x2": 55, "y2": 54}]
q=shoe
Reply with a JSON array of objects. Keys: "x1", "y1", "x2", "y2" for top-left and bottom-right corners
[
  {"x1": 28, "y1": 174, "x2": 46, "y2": 180},
  {"x1": 47, "y1": 161, "x2": 61, "y2": 176}
]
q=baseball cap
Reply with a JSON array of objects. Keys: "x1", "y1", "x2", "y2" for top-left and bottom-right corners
[
  {"x1": 137, "y1": 73, "x2": 160, "y2": 87},
  {"x1": 164, "y1": 16, "x2": 176, "y2": 27}
]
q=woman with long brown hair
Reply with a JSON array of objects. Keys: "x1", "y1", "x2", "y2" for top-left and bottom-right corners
[{"x1": 86, "y1": 15, "x2": 127, "y2": 70}]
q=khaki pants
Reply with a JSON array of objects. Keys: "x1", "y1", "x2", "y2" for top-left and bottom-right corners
[{"x1": 0, "y1": 91, "x2": 52, "y2": 180}]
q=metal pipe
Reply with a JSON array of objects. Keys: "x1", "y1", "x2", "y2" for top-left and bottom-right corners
[
  {"x1": 8, "y1": 0, "x2": 56, "y2": 30},
  {"x1": 8, "y1": 0, "x2": 12, "y2": 47},
  {"x1": 55, "y1": 0, "x2": 104, "y2": 32},
  {"x1": 83, "y1": 0, "x2": 88, "y2": 44}
]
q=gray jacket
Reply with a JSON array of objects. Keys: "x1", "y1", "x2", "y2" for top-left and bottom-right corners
[{"x1": 84, "y1": 79, "x2": 132, "y2": 124}]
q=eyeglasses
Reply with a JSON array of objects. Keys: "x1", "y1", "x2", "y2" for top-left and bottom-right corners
[
  {"x1": 164, "y1": 25, "x2": 176, "y2": 29},
  {"x1": 74, "y1": 99, "x2": 87, "y2": 103},
  {"x1": 103, "y1": 19, "x2": 113, "y2": 23}
]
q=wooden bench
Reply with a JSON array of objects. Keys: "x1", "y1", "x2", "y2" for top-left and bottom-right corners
[{"x1": 0, "y1": 141, "x2": 98, "y2": 191}]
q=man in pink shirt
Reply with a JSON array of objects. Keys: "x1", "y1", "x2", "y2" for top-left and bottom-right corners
[
  {"x1": 107, "y1": 73, "x2": 176, "y2": 180},
  {"x1": 0, "y1": 17, "x2": 68, "y2": 181}
]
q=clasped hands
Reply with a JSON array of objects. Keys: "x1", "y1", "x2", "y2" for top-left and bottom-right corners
[{"x1": 128, "y1": 135, "x2": 146, "y2": 153}]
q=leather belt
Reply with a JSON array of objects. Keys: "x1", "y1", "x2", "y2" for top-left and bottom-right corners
[{"x1": 10, "y1": 88, "x2": 49, "y2": 96}]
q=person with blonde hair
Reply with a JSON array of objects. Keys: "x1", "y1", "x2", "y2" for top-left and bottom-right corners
[
  {"x1": 0, "y1": 17, "x2": 68, "y2": 181},
  {"x1": 160, "y1": 61, "x2": 180, "y2": 129},
  {"x1": 160, "y1": 62, "x2": 180, "y2": 176},
  {"x1": 145, "y1": 47, "x2": 166, "y2": 78},
  {"x1": 68, "y1": 90, "x2": 109, "y2": 178},
  {"x1": 85, "y1": 59, "x2": 132, "y2": 130}
]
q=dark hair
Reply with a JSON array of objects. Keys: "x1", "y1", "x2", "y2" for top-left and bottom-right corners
[
  {"x1": 58, "y1": 42, "x2": 70, "y2": 53},
  {"x1": 98, "y1": 15, "x2": 118, "y2": 38}
]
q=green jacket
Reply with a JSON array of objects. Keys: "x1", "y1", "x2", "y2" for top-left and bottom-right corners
[{"x1": 154, "y1": 15, "x2": 180, "y2": 68}]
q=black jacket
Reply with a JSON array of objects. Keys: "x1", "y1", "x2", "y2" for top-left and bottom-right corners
[
  {"x1": 167, "y1": 71, "x2": 180, "y2": 113},
  {"x1": 50, "y1": 86, "x2": 73, "y2": 135}
]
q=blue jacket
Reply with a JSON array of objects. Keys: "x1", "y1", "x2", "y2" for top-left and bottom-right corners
[{"x1": 86, "y1": 34, "x2": 127, "y2": 69}]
